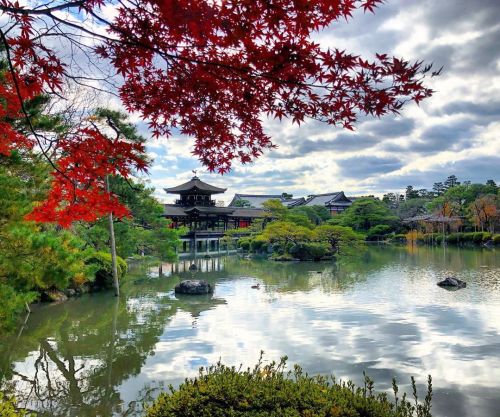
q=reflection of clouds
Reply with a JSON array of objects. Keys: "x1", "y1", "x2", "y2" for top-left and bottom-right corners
[
  {"x1": 4, "y1": 248, "x2": 499, "y2": 417},
  {"x1": 127, "y1": 251, "x2": 500, "y2": 417}
]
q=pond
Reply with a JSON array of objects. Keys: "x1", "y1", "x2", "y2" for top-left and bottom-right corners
[{"x1": 0, "y1": 245, "x2": 499, "y2": 417}]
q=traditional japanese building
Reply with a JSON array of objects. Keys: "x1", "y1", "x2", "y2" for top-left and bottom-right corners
[
  {"x1": 163, "y1": 176, "x2": 264, "y2": 255},
  {"x1": 163, "y1": 175, "x2": 354, "y2": 256},
  {"x1": 228, "y1": 192, "x2": 352, "y2": 214},
  {"x1": 229, "y1": 193, "x2": 305, "y2": 208},
  {"x1": 300, "y1": 192, "x2": 353, "y2": 215}
]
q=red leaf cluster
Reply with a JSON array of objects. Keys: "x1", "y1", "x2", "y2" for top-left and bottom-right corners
[
  {"x1": 0, "y1": 72, "x2": 34, "y2": 155},
  {"x1": 25, "y1": 127, "x2": 148, "y2": 227},
  {"x1": 1, "y1": 0, "x2": 434, "y2": 226},
  {"x1": 106, "y1": 0, "x2": 432, "y2": 172}
]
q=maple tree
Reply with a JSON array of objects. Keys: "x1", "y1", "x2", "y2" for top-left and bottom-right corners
[
  {"x1": 0, "y1": 0, "x2": 435, "y2": 226},
  {"x1": 469, "y1": 195, "x2": 498, "y2": 233}
]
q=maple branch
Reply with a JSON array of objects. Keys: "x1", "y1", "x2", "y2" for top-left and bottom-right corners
[
  {"x1": 0, "y1": 1, "x2": 85, "y2": 16},
  {"x1": 0, "y1": 27, "x2": 74, "y2": 185},
  {"x1": 3, "y1": 1, "x2": 424, "y2": 99}
]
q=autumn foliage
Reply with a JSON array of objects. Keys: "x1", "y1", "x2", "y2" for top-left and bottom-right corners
[{"x1": 0, "y1": 0, "x2": 434, "y2": 226}]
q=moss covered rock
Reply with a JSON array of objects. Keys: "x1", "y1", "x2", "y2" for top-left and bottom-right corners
[{"x1": 86, "y1": 251, "x2": 127, "y2": 290}]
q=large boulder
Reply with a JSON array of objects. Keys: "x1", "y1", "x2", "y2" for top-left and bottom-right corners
[
  {"x1": 175, "y1": 280, "x2": 213, "y2": 295},
  {"x1": 437, "y1": 276, "x2": 467, "y2": 289}
]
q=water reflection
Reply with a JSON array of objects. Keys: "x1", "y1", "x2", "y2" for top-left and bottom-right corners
[{"x1": 0, "y1": 246, "x2": 499, "y2": 417}]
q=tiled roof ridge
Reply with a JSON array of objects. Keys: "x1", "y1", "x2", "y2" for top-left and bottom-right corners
[
  {"x1": 306, "y1": 192, "x2": 341, "y2": 197},
  {"x1": 235, "y1": 193, "x2": 283, "y2": 198}
]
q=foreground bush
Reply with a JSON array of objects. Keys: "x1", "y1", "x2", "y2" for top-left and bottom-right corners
[
  {"x1": 147, "y1": 357, "x2": 433, "y2": 417},
  {"x1": 493, "y1": 235, "x2": 500, "y2": 245}
]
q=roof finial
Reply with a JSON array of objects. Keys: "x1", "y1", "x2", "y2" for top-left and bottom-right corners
[{"x1": 192, "y1": 169, "x2": 198, "y2": 179}]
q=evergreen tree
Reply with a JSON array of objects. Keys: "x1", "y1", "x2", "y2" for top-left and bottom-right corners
[
  {"x1": 432, "y1": 182, "x2": 445, "y2": 196},
  {"x1": 333, "y1": 198, "x2": 399, "y2": 233},
  {"x1": 486, "y1": 179, "x2": 498, "y2": 191},
  {"x1": 444, "y1": 175, "x2": 460, "y2": 190},
  {"x1": 232, "y1": 199, "x2": 252, "y2": 208},
  {"x1": 405, "y1": 185, "x2": 419, "y2": 200}
]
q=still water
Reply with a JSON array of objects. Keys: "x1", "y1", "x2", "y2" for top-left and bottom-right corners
[{"x1": 1, "y1": 245, "x2": 499, "y2": 417}]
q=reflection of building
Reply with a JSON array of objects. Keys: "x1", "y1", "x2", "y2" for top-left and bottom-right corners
[{"x1": 163, "y1": 176, "x2": 264, "y2": 256}]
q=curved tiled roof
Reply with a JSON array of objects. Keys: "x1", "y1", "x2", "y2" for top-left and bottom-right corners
[
  {"x1": 229, "y1": 194, "x2": 303, "y2": 208},
  {"x1": 163, "y1": 205, "x2": 265, "y2": 218},
  {"x1": 302, "y1": 192, "x2": 351, "y2": 207},
  {"x1": 164, "y1": 176, "x2": 226, "y2": 194}
]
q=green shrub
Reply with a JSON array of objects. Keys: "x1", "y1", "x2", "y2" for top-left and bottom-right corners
[
  {"x1": 483, "y1": 232, "x2": 492, "y2": 242},
  {"x1": 147, "y1": 357, "x2": 432, "y2": 417},
  {"x1": 390, "y1": 234, "x2": 407, "y2": 243},
  {"x1": 473, "y1": 232, "x2": 491, "y2": 243},
  {"x1": 0, "y1": 392, "x2": 30, "y2": 416},
  {"x1": 289, "y1": 242, "x2": 330, "y2": 261},
  {"x1": 493, "y1": 235, "x2": 500, "y2": 245},
  {"x1": 417, "y1": 233, "x2": 441, "y2": 244},
  {"x1": 238, "y1": 238, "x2": 252, "y2": 251},
  {"x1": 0, "y1": 284, "x2": 36, "y2": 332},
  {"x1": 86, "y1": 251, "x2": 127, "y2": 289},
  {"x1": 446, "y1": 233, "x2": 461, "y2": 244},
  {"x1": 250, "y1": 236, "x2": 267, "y2": 252},
  {"x1": 271, "y1": 253, "x2": 295, "y2": 261},
  {"x1": 461, "y1": 232, "x2": 475, "y2": 242},
  {"x1": 366, "y1": 225, "x2": 392, "y2": 240},
  {"x1": 267, "y1": 243, "x2": 283, "y2": 255}
]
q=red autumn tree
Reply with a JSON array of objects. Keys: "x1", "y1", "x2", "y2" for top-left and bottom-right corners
[
  {"x1": 0, "y1": 0, "x2": 435, "y2": 226},
  {"x1": 469, "y1": 195, "x2": 498, "y2": 233}
]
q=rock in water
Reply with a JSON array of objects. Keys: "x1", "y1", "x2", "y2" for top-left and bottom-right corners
[
  {"x1": 42, "y1": 290, "x2": 68, "y2": 303},
  {"x1": 175, "y1": 280, "x2": 213, "y2": 295},
  {"x1": 437, "y1": 276, "x2": 467, "y2": 289}
]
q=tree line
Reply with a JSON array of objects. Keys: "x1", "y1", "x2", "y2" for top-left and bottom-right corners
[
  {"x1": 382, "y1": 175, "x2": 499, "y2": 234},
  {"x1": 230, "y1": 175, "x2": 499, "y2": 259}
]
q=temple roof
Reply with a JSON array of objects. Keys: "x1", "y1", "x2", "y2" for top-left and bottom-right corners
[
  {"x1": 229, "y1": 194, "x2": 303, "y2": 208},
  {"x1": 229, "y1": 208, "x2": 266, "y2": 218},
  {"x1": 163, "y1": 205, "x2": 265, "y2": 218},
  {"x1": 164, "y1": 176, "x2": 226, "y2": 195},
  {"x1": 184, "y1": 206, "x2": 235, "y2": 215},
  {"x1": 301, "y1": 192, "x2": 352, "y2": 207},
  {"x1": 403, "y1": 214, "x2": 463, "y2": 223}
]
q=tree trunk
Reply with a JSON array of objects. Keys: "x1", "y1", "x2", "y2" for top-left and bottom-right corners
[{"x1": 106, "y1": 176, "x2": 120, "y2": 297}]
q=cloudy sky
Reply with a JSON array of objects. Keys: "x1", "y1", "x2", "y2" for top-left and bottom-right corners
[{"x1": 142, "y1": 0, "x2": 500, "y2": 204}]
